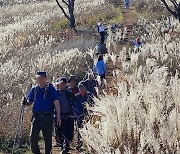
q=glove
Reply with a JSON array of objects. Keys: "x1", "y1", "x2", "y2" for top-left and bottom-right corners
[{"x1": 22, "y1": 97, "x2": 28, "y2": 105}]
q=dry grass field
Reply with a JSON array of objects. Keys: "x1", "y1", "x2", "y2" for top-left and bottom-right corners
[{"x1": 0, "y1": 0, "x2": 180, "y2": 153}]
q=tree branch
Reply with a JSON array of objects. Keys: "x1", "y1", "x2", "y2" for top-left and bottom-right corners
[
  {"x1": 62, "y1": 0, "x2": 69, "y2": 7},
  {"x1": 55, "y1": 0, "x2": 70, "y2": 20},
  {"x1": 170, "y1": 0, "x2": 178, "y2": 10},
  {"x1": 161, "y1": 0, "x2": 178, "y2": 19}
]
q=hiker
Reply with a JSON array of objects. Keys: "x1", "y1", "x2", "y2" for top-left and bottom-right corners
[
  {"x1": 73, "y1": 81, "x2": 94, "y2": 151},
  {"x1": 68, "y1": 75, "x2": 79, "y2": 143},
  {"x1": 68, "y1": 75, "x2": 79, "y2": 95},
  {"x1": 54, "y1": 76, "x2": 77, "y2": 148},
  {"x1": 95, "y1": 55, "x2": 106, "y2": 87},
  {"x1": 98, "y1": 18, "x2": 105, "y2": 44},
  {"x1": 84, "y1": 73, "x2": 99, "y2": 98},
  {"x1": 130, "y1": 37, "x2": 144, "y2": 52},
  {"x1": 97, "y1": 42, "x2": 108, "y2": 54},
  {"x1": 124, "y1": 0, "x2": 129, "y2": 9},
  {"x1": 55, "y1": 77, "x2": 76, "y2": 154},
  {"x1": 22, "y1": 71, "x2": 61, "y2": 154}
]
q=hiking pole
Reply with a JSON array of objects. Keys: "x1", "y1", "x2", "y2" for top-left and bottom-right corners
[
  {"x1": 12, "y1": 84, "x2": 32, "y2": 154},
  {"x1": 12, "y1": 102, "x2": 25, "y2": 154}
]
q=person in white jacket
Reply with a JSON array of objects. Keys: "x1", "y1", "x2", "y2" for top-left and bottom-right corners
[{"x1": 98, "y1": 19, "x2": 105, "y2": 44}]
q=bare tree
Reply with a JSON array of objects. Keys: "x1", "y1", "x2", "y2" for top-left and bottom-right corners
[
  {"x1": 161, "y1": 0, "x2": 180, "y2": 22},
  {"x1": 55, "y1": 0, "x2": 76, "y2": 29}
]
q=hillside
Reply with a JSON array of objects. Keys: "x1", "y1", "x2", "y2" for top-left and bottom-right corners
[{"x1": 0, "y1": 0, "x2": 180, "y2": 153}]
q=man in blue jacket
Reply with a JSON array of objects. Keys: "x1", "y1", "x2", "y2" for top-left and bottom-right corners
[
  {"x1": 23, "y1": 71, "x2": 61, "y2": 154},
  {"x1": 73, "y1": 81, "x2": 94, "y2": 151}
]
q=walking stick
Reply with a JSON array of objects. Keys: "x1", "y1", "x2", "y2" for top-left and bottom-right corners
[
  {"x1": 12, "y1": 84, "x2": 32, "y2": 154},
  {"x1": 12, "y1": 103, "x2": 25, "y2": 154}
]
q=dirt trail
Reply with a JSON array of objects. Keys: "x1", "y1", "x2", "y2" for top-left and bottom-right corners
[
  {"x1": 106, "y1": 1, "x2": 138, "y2": 95},
  {"x1": 50, "y1": 1, "x2": 138, "y2": 154}
]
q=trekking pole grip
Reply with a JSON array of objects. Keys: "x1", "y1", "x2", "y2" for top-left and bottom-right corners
[{"x1": 22, "y1": 96, "x2": 28, "y2": 105}]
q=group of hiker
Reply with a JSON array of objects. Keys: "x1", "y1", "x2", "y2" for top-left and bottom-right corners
[
  {"x1": 97, "y1": 0, "x2": 145, "y2": 53},
  {"x1": 22, "y1": 54, "x2": 106, "y2": 154},
  {"x1": 97, "y1": 0, "x2": 131, "y2": 43},
  {"x1": 19, "y1": 2, "x2": 145, "y2": 153}
]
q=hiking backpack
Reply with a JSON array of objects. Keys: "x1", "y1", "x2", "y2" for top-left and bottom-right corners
[
  {"x1": 57, "y1": 88, "x2": 76, "y2": 112},
  {"x1": 97, "y1": 42, "x2": 108, "y2": 54}
]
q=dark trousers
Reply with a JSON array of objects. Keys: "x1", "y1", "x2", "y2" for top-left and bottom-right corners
[
  {"x1": 53, "y1": 120, "x2": 60, "y2": 145},
  {"x1": 69, "y1": 118, "x2": 74, "y2": 141},
  {"x1": 100, "y1": 31, "x2": 105, "y2": 43},
  {"x1": 30, "y1": 113, "x2": 53, "y2": 154},
  {"x1": 55, "y1": 117, "x2": 74, "y2": 152},
  {"x1": 77, "y1": 116, "x2": 84, "y2": 150}
]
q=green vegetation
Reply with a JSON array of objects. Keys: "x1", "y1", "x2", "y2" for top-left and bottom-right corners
[
  {"x1": 108, "y1": 7, "x2": 123, "y2": 24},
  {"x1": 132, "y1": 8, "x2": 148, "y2": 19},
  {"x1": 0, "y1": 139, "x2": 30, "y2": 154},
  {"x1": 52, "y1": 18, "x2": 69, "y2": 30},
  {"x1": 52, "y1": 5, "x2": 123, "y2": 30},
  {"x1": 0, "y1": 139, "x2": 12, "y2": 153}
]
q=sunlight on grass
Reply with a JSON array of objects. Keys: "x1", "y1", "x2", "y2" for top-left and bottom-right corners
[
  {"x1": 52, "y1": 18, "x2": 69, "y2": 30},
  {"x1": 108, "y1": 7, "x2": 123, "y2": 24},
  {"x1": 1, "y1": 0, "x2": 180, "y2": 153},
  {"x1": 52, "y1": 5, "x2": 123, "y2": 30},
  {"x1": 131, "y1": 7, "x2": 149, "y2": 19}
]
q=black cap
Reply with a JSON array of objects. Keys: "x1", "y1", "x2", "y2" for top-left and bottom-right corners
[
  {"x1": 36, "y1": 71, "x2": 47, "y2": 78},
  {"x1": 68, "y1": 75, "x2": 78, "y2": 83},
  {"x1": 57, "y1": 77, "x2": 68, "y2": 84}
]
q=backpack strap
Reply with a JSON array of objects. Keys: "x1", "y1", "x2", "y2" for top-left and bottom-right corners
[
  {"x1": 44, "y1": 82, "x2": 53, "y2": 101},
  {"x1": 33, "y1": 83, "x2": 53, "y2": 102},
  {"x1": 75, "y1": 93, "x2": 81, "y2": 106},
  {"x1": 33, "y1": 85, "x2": 38, "y2": 101}
]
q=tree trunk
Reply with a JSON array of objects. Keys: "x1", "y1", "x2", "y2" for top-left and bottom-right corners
[
  {"x1": 55, "y1": 0, "x2": 76, "y2": 29},
  {"x1": 69, "y1": 13, "x2": 76, "y2": 29},
  {"x1": 178, "y1": 4, "x2": 180, "y2": 22},
  {"x1": 69, "y1": 0, "x2": 75, "y2": 29}
]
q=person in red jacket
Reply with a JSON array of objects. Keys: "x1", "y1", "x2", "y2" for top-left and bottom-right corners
[{"x1": 68, "y1": 75, "x2": 79, "y2": 95}]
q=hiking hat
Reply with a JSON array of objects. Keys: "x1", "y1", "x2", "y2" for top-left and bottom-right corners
[
  {"x1": 57, "y1": 77, "x2": 68, "y2": 84},
  {"x1": 68, "y1": 75, "x2": 78, "y2": 83},
  {"x1": 36, "y1": 71, "x2": 47, "y2": 78},
  {"x1": 78, "y1": 81, "x2": 86, "y2": 88}
]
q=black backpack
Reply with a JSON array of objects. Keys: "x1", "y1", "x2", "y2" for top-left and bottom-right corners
[
  {"x1": 97, "y1": 42, "x2": 108, "y2": 54},
  {"x1": 57, "y1": 88, "x2": 76, "y2": 112}
]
